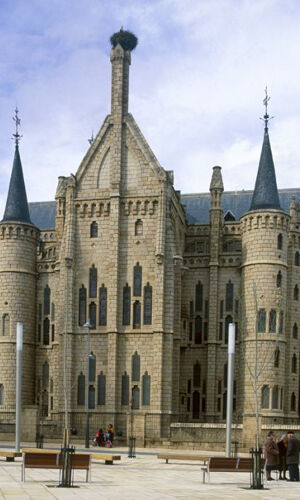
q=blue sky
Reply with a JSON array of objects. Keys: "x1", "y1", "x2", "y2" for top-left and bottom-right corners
[{"x1": 1, "y1": 0, "x2": 300, "y2": 215}]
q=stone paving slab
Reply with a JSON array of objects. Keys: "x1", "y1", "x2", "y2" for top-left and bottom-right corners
[{"x1": 0, "y1": 446, "x2": 300, "y2": 499}]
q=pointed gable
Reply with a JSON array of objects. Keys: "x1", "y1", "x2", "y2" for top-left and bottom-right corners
[
  {"x1": 250, "y1": 127, "x2": 281, "y2": 211},
  {"x1": 2, "y1": 145, "x2": 32, "y2": 224}
]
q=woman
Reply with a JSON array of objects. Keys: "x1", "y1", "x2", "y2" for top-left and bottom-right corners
[
  {"x1": 264, "y1": 430, "x2": 279, "y2": 481},
  {"x1": 277, "y1": 434, "x2": 288, "y2": 480}
]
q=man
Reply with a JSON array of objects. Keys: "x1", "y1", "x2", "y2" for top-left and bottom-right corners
[
  {"x1": 264, "y1": 430, "x2": 279, "y2": 481},
  {"x1": 286, "y1": 431, "x2": 300, "y2": 481}
]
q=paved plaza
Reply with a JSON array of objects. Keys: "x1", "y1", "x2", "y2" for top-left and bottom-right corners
[{"x1": 0, "y1": 444, "x2": 299, "y2": 499}]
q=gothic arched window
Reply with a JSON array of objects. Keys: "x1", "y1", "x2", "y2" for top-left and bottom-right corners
[
  {"x1": 99, "y1": 285, "x2": 107, "y2": 326},
  {"x1": 89, "y1": 302, "x2": 96, "y2": 329},
  {"x1": 97, "y1": 372, "x2": 106, "y2": 406},
  {"x1": 121, "y1": 372, "x2": 129, "y2": 405},
  {"x1": 295, "y1": 252, "x2": 300, "y2": 266},
  {"x1": 133, "y1": 263, "x2": 142, "y2": 296},
  {"x1": 279, "y1": 311, "x2": 284, "y2": 334},
  {"x1": 133, "y1": 301, "x2": 141, "y2": 328},
  {"x1": 193, "y1": 362, "x2": 201, "y2": 387},
  {"x1": 132, "y1": 385, "x2": 140, "y2": 410},
  {"x1": 44, "y1": 285, "x2": 50, "y2": 315},
  {"x1": 77, "y1": 372, "x2": 85, "y2": 405},
  {"x1": 291, "y1": 392, "x2": 296, "y2": 412},
  {"x1": 89, "y1": 265, "x2": 97, "y2": 298},
  {"x1": 269, "y1": 309, "x2": 276, "y2": 333},
  {"x1": 195, "y1": 282, "x2": 203, "y2": 311},
  {"x1": 257, "y1": 309, "x2": 266, "y2": 333},
  {"x1": 195, "y1": 316, "x2": 202, "y2": 344},
  {"x1": 123, "y1": 284, "x2": 131, "y2": 325},
  {"x1": 132, "y1": 351, "x2": 140, "y2": 382},
  {"x1": 90, "y1": 221, "x2": 98, "y2": 238},
  {"x1": 272, "y1": 385, "x2": 279, "y2": 409},
  {"x1": 2, "y1": 314, "x2": 9, "y2": 336},
  {"x1": 226, "y1": 281, "x2": 234, "y2": 311},
  {"x1": 42, "y1": 361, "x2": 49, "y2": 388},
  {"x1": 144, "y1": 282, "x2": 152, "y2": 325},
  {"x1": 261, "y1": 385, "x2": 270, "y2": 409},
  {"x1": 276, "y1": 271, "x2": 282, "y2": 288},
  {"x1": 79, "y1": 285, "x2": 87, "y2": 326},
  {"x1": 0, "y1": 384, "x2": 4, "y2": 405},
  {"x1": 292, "y1": 354, "x2": 297, "y2": 373},
  {"x1": 192, "y1": 390, "x2": 200, "y2": 419},
  {"x1": 142, "y1": 372, "x2": 151, "y2": 406},
  {"x1": 293, "y1": 322, "x2": 298, "y2": 339},
  {"x1": 43, "y1": 318, "x2": 50, "y2": 345},
  {"x1": 277, "y1": 233, "x2": 283, "y2": 250},
  {"x1": 274, "y1": 347, "x2": 280, "y2": 368},
  {"x1": 294, "y1": 285, "x2": 299, "y2": 301}
]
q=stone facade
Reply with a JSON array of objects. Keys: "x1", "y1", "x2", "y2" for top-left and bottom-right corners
[{"x1": 0, "y1": 39, "x2": 299, "y2": 449}]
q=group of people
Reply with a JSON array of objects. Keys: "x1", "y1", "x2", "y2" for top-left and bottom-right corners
[
  {"x1": 264, "y1": 430, "x2": 300, "y2": 481},
  {"x1": 93, "y1": 424, "x2": 114, "y2": 448}
]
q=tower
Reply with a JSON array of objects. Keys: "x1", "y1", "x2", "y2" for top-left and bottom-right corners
[
  {"x1": 0, "y1": 110, "x2": 39, "y2": 437},
  {"x1": 240, "y1": 93, "x2": 289, "y2": 447}
]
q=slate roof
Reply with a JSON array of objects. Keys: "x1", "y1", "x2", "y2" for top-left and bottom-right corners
[
  {"x1": 2, "y1": 145, "x2": 32, "y2": 224},
  {"x1": 27, "y1": 188, "x2": 300, "y2": 230},
  {"x1": 250, "y1": 127, "x2": 281, "y2": 211}
]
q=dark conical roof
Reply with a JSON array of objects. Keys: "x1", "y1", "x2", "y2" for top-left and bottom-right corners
[
  {"x1": 2, "y1": 145, "x2": 32, "y2": 224},
  {"x1": 250, "y1": 127, "x2": 281, "y2": 211}
]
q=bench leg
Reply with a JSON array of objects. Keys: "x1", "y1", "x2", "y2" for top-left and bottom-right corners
[
  {"x1": 166, "y1": 459, "x2": 168, "y2": 464},
  {"x1": 202, "y1": 470, "x2": 205, "y2": 484},
  {"x1": 6, "y1": 457, "x2": 14, "y2": 462},
  {"x1": 21, "y1": 464, "x2": 25, "y2": 482},
  {"x1": 105, "y1": 460, "x2": 113, "y2": 465}
]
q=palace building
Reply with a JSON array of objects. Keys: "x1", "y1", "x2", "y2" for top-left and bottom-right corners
[{"x1": 0, "y1": 31, "x2": 299, "y2": 448}]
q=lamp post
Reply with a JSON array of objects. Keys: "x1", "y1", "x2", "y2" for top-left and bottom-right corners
[
  {"x1": 15, "y1": 322, "x2": 23, "y2": 452},
  {"x1": 83, "y1": 321, "x2": 92, "y2": 448},
  {"x1": 225, "y1": 323, "x2": 235, "y2": 457}
]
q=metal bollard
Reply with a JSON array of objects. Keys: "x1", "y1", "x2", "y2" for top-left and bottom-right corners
[
  {"x1": 58, "y1": 445, "x2": 75, "y2": 488},
  {"x1": 128, "y1": 436, "x2": 136, "y2": 458}
]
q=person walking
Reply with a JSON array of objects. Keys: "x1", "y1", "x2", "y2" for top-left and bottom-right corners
[
  {"x1": 286, "y1": 430, "x2": 300, "y2": 481},
  {"x1": 264, "y1": 430, "x2": 279, "y2": 481}
]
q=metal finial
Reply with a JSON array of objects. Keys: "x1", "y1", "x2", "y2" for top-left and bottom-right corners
[
  {"x1": 12, "y1": 107, "x2": 22, "y2": 146},
  {"x1": 88, "y1": 131, "x2": 94, "y2": 145},
  {"x1": 260, "y1": 86, "x2": 274, "y2": 129}
]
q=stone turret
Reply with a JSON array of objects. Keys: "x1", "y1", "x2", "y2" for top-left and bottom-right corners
[
  {"x1": 0, "y1": 126, "x2": 39, "y2": 427},
  {"x1": 240, "y1": 114, "x2": 289, "y2": 447}
]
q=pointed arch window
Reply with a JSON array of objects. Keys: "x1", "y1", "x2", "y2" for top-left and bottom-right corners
[
  {"x1": 121, "y1": 372, "x2": 129, "y2": 405},
  {"x1": 279, "y1": 311, "x2": 284, "y2": 334},
  {"x1": 99, "y1": 285, "x2": 107, "y2": 326},
  {"x1": 277, "y1": 233, "x2": 283, "y2": 250},
  {"x1": 195, "y1": 316, "x2": 202, "y2": 344},
  {"x1": 132, "y1": 385, "x2": 140, "y2": 410},
  {"x1": 133, "y1": 263, "x2": 142, "y2": 296},
  {"x1": 132, "y1": 351, "x2": 140, "y2": 382},
  {"x1": 77, "y1": 372, "x2": 85, "y2": 405},
  {"x1": 123, "y1": 284, "x2": 131, "y2": 325},
  {"x1": 89, "y1": 265, "x2": 97, "y2": 298},
  {"x1": 2, "y1": 314, "x2": 9, "y2": 336},
  {"x1": 133, "y1": 301, "x2": 141, "y2": 328},
  {"x1": 291, "y1": 392, "x2": 296, "y2": 412},
  {"x1": 88, "y1": 353, "x2": 96, "y2": 382},
  {"x1": 269, "y1": 309, "x2": 276, "y2": 333},
  {"x1": 42, "y1": 361, "x2": 49, "y2": 388},
  {"x1": 274, "y1": 347, "x2": 280, "y2": 368},
  {"x1": 43, "y1": 318, "x2": 50, "y2": 345},
  {"x1": 276, "y1": 271, "x2": 282, "y2": 288},
  {"x1": 193, "y1": 362, "x2": 201, "y2": 387},
  {"x1": 272, "y1": 385, "x2": 279, "y2": 409},
  {"x1": 294, "y1": 285, "x2": 299, "y2": 301},
  {"x1": 88, "y1": 386, "x2": 95, "y2": 409},
  {"x1": 195, "y1": 282, "x2": 203, "y2": 311},
  {"x1": 226, "y1": 281, "x2": 234, "y2": 311},
  {"x1": 144, "y1": 283, "x2": 152, "y2": 325},
  {"x1": 0, "y1": 384, "x2": 4, "y2": 405},
  {"x1": 292, "y1": 354, "x2": 297, "y2": 373},
  {"x1": 97, "y1": 372, "x2": 106, "y2": 406},
  {"x1": 225, "y1": 315, "x2": 232, "y2": 344},
  {"x1": 192, "y1": 390, "x2": 200, "y2": 419},
  {"x1": 79, "y1": 285, "x2": 87, "y2": 326},
  {"x1": 90, "y1": 221, "x2": 98, "y2": 238},
  {"x1": 135, "y1": 219, "x2": 143, "y2": 236},
  {"x1": 257, "y1": 309, "x2": 266, "y2": 333},
  {"x1": 142, "y1": 372, "x2": 151, "y2": 406},
  {"x1": 261, "y1": 385, "x2": 270, "y2": 409},
  {"x1": 295, "y1": 252, "x2": 300, "y2": 266},
  {"x1": 293, "y1": 322, "x2": 298, "y2": 339},
  {"x1": 89, "y1": 302, "x2": 96, "y2": 329},
  {"x1": 44, "y1": 285, "x2": 50, "y2": 315}
]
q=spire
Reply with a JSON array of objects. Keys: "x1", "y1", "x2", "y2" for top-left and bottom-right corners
[
  {"x1": 250, "y1": 89, "x2": 281, "y2": 211},
  {"x1": 2, "y1": 110, "x2": 32, "y2": 224}
]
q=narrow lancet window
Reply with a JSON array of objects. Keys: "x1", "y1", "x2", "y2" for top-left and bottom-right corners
[
  {"x1": 123, "y1": 284, "x2": 131, "y2": 325},
  {"x1": 195, "y1": 282, "x2": 203, "y2": 311},
  {"x1": 99, "y1": 285, "x2": 107, "y2": 326},
  {"x1": 89, "y1": 265, "x2": 97, "y2": 298},
  {"x1": 79, "y1": 285, "x2": 87, "y2": 326},
  {"x1": 44, "y1": 285, "x2": 50, "y2": 315},
  {"x1": 90, "y1": 221, "x2": 98, "y2": 238},
  {"x1": 133, "y1": 263, "x2": 142, "y2": 296}
]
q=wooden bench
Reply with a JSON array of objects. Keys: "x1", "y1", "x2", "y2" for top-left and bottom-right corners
[
  {"x1": 21, "y1": 449, "x2": 91, "y2": 482},
  {"x1": 90, "y1": 453, "x2": 121, "y2": 465},
  {"x1": 0, "y1": 449, "x2": 22, "y2": 462},
  {"x1": 157, "y1": 453, "x2": 211, "y2": 464},
  {"x1": 202, "y1": 456, "x2": 265, "y2": 483}
]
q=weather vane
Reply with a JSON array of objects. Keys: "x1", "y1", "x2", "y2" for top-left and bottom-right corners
[
  {"x1": 260, "y1": 86, "x2": 273, "y2": 129},
  {"x1": 12, "y1": 107, "x2": 22, "y2": 146},
  {"x1": 88, "y1": 130, "x2": 94, "y2": 145}
]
